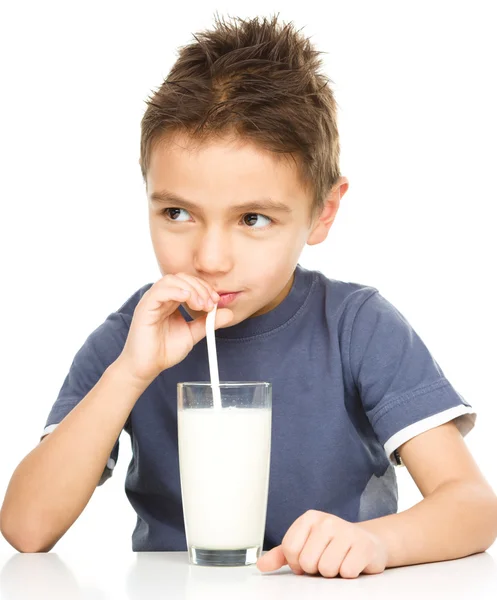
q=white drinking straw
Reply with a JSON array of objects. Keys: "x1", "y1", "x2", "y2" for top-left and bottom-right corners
[{"x1": 206, "y1": 304, "x2": 222, "y2": 410}]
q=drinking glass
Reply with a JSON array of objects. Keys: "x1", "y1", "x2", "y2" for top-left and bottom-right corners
[{"x1": 177, "y1": 382, "x2": 272, "y2": 567}]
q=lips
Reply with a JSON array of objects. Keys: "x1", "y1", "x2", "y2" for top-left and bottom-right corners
[{"x1": 216, "y1": 291, "x2": 241, "y2": 308}]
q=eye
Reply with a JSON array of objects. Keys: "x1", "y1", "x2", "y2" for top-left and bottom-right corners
[
  {"x1": 162, "y1": 208, "x2": 191, "y2": 222},
  {"x1": 242, "y1": 213, "x2": 272, "y2": 228}
]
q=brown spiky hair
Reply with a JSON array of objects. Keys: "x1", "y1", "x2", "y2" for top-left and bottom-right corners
[{"x1": 140, "y1": 14, "x2": 341, "y2": 216}]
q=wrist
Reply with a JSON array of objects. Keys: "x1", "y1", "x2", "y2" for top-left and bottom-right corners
[
  {"x1": 359, "y1": 516, "x2": 398, "y2": 568},
  {"x1": 109, "y1": 356, "x2": 158, "y2": 393}
]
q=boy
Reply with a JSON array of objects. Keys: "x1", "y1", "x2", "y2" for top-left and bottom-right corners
[{"x1": 1, "y1": 14, "x2": 496, "y2": 579}]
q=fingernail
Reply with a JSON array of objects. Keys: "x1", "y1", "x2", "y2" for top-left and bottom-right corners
[{"x1": 197, "y1": 295, "x2": 204, "y2": 306}]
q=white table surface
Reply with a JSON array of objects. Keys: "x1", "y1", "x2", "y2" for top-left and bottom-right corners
[{"x1": 1, "y1": 549, "x2": 496, "y2": 599}]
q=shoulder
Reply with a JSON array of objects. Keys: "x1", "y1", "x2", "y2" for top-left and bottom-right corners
[
  {"x1": 307, "y1": 267, "x2": 381, "y2": 323},
  {"x1": 305, "y1": 268, "x2": 422, "y2": 347}
]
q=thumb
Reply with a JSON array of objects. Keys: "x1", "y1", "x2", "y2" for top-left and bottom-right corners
[
  {"x1": 213, "y1": 307, "x2": 234, "y2": 329},
  {"x1": 187, "y1": 308, "x2": 234, "y2": 345},
  {"x1": 256, "y1": 546, "x2": 287, "y2": 572}
]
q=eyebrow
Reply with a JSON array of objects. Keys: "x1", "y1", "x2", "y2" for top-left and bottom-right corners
[{"x1": 149, "y1": 190, "x2": 293, "y2": 215}]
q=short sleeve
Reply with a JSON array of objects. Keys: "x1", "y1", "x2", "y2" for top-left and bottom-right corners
[
  {"x1": 43, "y1": 311, "x2": 131, "y2": 485},
  {"x1": 348, "y1": 291, "x2": 476, "y2": 465}
]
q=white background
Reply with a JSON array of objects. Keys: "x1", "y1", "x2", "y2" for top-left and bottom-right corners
[{"x1": 0, "y1": 0, "x2": 496, "y2": 558}]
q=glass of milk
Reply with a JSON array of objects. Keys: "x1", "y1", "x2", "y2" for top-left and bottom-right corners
[{"x1": 177, "y1": 381, "x2": 272, "y2": 567}]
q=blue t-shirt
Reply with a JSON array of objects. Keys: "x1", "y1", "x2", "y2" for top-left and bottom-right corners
[{"x1": 43, "y1": 265, "x2": 475, "y2": 551}]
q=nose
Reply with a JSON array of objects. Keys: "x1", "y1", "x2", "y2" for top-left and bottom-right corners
[{"x1": 193, "y1": 227, "x2": 233, "y2": 275}]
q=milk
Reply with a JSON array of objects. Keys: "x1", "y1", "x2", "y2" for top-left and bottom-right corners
[{"x1": 178, "y1": 406, "x2": 272, "y2": 550}]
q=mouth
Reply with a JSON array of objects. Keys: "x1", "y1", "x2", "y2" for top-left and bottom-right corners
[{"x1": 216, "y1": 291, "x2": 241, "y2": 308}]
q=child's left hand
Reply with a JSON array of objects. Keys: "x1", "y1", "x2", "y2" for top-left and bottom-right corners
[{"x1": 256, "y1": 510, "x2": 388, "y2": 578}]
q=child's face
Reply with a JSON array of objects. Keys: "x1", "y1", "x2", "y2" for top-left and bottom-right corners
[{"x1": 146, "y1": 132, "x2": 346, "y2": 326}]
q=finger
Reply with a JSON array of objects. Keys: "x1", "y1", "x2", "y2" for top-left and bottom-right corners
[
  {"x1": 256, "y1": 546, "x2": 288, "y2": 572},
  {"x1": 211, "y1": 307, "x2": 234, "y2": 330},
  {"x1": 280, "y1": 511, "x2": 319, "y2": 575},
  {"x1": 338, "y1": 543, "x2": 370, "y2": 579},
  {"x1": 151, "y1": 276, "x2": 203, "y2": 311},
  {"x1": 187, "y1": 308, "x2": 234, "y2": 346},
  {"x1": 298, "y1": 521, "x2": 334, "y2": 575},
  {"x1": 189, "y1": 275, "x2": 220, "y2": 303},
  {"x1": 175, "y1": 273, "x2": 218, "y2": 310},
  {"x1": 362, "y1": 554, "x2": 386, "y2": 575},
  {"x1": 317, "y1": 536, "x2": 353, "y2": 578},
  {"x1": 140, "y1": 285, "x2": 192, "y2": 315},
  {"x1": 152, "y1": 274, "x2": 205, "y2": 312}
]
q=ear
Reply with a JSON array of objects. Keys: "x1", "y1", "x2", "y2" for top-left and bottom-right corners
[{"x1": 307, "y1": 177, "x2": 349, "y2": 246}]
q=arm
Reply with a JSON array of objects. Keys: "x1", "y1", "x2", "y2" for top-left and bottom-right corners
[
  {"x1": 0, "y1": 358, "x2": 151, "y2": 553},
  {"x1": 258, "y1": 422, "x2": 497, "y2": 577},
  {"x1": 0, "y1": 273, "x2": 230, "y2": 554},
  {"x1": 360, "y1": 421, "x2": 497, "y2": 566}
]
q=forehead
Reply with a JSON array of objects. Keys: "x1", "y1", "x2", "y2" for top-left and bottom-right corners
[{"x1": 146, "y1": 132, "x2": 311, "y2": 209}]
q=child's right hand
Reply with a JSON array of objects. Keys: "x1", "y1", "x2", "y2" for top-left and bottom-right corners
[{"x1": 118, "y1": 273, "x2": 234, "y2": 385}]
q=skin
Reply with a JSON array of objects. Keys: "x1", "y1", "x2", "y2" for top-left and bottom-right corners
[
  {"x1": 144, "y1": 132, "x2": 497, "y2": 578},
  {"x1": 146, "y1": 132, "x2": 348, "y2": 326},
  {"x1": 3, "y1": 131, "x2": 493, "y2": 560}
]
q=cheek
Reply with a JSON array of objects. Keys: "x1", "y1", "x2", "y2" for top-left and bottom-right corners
[
  {"x1": 234, "y1": 228, "x2": 304, "y2": 275},
  {"x1": 257, "y1": 231, "x2": 305, "y2": 282},
  {"x1": 250, "y1": 228, "x2": 305, "y2": 264},
  {"x1": 248, "y1": 250, "x2": 296, "y2": 289},
  {"x1": 150, "y1": 227, "x2": 191, "y2": 273}
]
